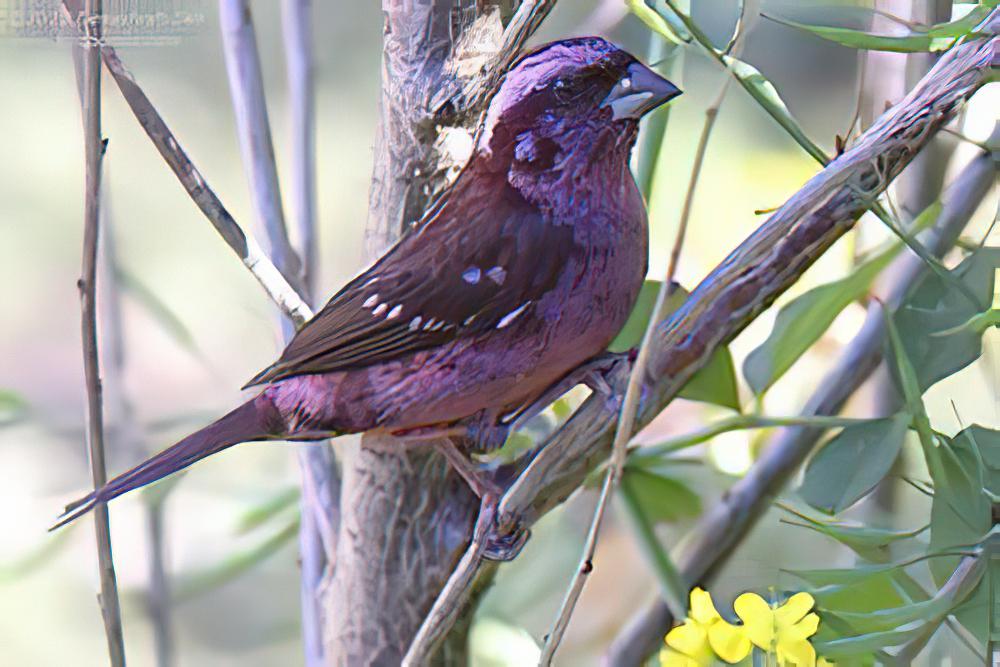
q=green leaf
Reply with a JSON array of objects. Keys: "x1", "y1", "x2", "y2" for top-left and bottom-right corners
[
  {"x1": 799, "y1": 414, "x2": 910, "y2": 514},
  {"x1": 764, "y1": 14, "x2": 956, "y2": 53},
  {"x1": 892, "y1": 247, "x2": 1000, "y2": 391},
  {"x1": 813, "y1": 623, "x2": 928, "y2": 658},
  {"x1": 744, "y1": 244, "x2": 900, "y2": 395},
  {"x1": 786, "y1": 549, "x2": 976, "y2": 588},
  {"x1": 626, "y1": 0, "x2": 689, "y2": 45},
  {"x1": 926, "y1": 427, "x2": 997, "y2": 642},
  {"x1": 721, "y1": 55, "x2": 827, "y2": 164},
  {"x1": 779, "y1": 503, "x2": 925, "y2": 559},
  {"x1": 765, "y1": 2, "x2": 996, "y2": 53},
  {"x1": 620, "y1": 465, "x2": 701, "y2": 523},
  {"x1": 610, "y1": 281, "x2": 740, "y2": 410},
  {"x1": 620, "y1": 476, "x2": 689, "y2": 620}
]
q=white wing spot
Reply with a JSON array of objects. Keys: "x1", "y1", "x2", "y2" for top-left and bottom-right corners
[
  {"x1": 363, "y1": 294, "x2": 379, "y2": 308},
  {"x1": 423, "y1": 318, "x2": 436, "y2": 330},
  {"x1": 430, "y1": 321, "x2": 445, "y2": 331},
  {"x1": 409, "y1": 316, "x2": 422, "y2": 331},
  {"x1": 387, "y1": 304, "x2": 403, "y2": 320},
  {"x1": 462, "y1": 267, "x2": 481, "y2": 284},
  {"x1": 497, "y1": 301, "x2": 530, "y2": 329},
  {"x1": 487, "y1": 266, "x2": 506, "y2": 285},
  {"x1": 372, "y1": 303, "x2": 388, "y2": 317},
  {"x1": 463, "y1": 314, "x2": 478, "y2": 326}
]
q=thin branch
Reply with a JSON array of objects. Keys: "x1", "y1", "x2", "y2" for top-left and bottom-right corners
[
  {"x1": 73, "y1": 1, "x2": 125, "y2": 664},
  {"x1": 219, "y1": 0, "x2": 301, "y2": 295},
  {"x1": 220, "y1": 4, "x2": 338, "y2": 665},
  {"x1": 604, "y1": 134, "x2": 998, "y2": 665},
  {"x1": 282, "y1": 0, "x2": 317, "y2": 300},
  {"x1": 537, "y1": 11, "x2": 755, "y2": 660}
]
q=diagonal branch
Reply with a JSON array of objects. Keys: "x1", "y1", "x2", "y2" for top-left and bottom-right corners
[
  {"x1": 57, "y1": 0, "x2": 312, "y2": 327},
  {"x1": 405, "y1": 20, "x2": 998, "y2": 656},
  {"x1": 605, "y1": 130, "x2": 999, "y2": 665}
]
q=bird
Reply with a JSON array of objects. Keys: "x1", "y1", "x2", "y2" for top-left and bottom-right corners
[{"x1": 52, "y1": 36, "x2": 681, "y2": 529}]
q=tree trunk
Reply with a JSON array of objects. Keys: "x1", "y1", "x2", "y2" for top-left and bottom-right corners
[{"x1": 323, "y1": 2, "x2": 494, "y2": 664}]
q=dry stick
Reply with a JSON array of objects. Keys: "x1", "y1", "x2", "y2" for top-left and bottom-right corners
[
  {"x1": 58, "y1": 1, "x2": 311, "y2": 326},
  {"x1": 74, "y1": 1, "x2": 126, "y2": 664},
  {"x1": 218, "y1": 5, "x2": 337, "y2": 666},
  {"x1": 219, "y1": 0, "x2": 301, "y2": 296},
  {"x1": 604, "y1": 135, "x2": 999, "y2": 666},
  {"x1": 279, "y1": 2, "x2": 340, "y2": 665},
  {"x1": 537, "y1": 12, "x2": 753, "y2": 662}
]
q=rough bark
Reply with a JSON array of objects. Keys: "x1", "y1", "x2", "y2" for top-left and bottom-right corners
[{"x1": 325, "y1": 2, "x2": 507, "y2": 664}]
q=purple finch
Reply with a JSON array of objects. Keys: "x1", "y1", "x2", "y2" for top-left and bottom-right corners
[{"x1": 54, "y1": 36, "x2": 680, "y2": 528}]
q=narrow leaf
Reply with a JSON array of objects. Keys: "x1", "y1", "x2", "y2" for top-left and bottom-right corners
[
  {"x1": 765, "y1": 14, "x2": 956, "y2": 53},
  {"x1": 626, "y1": 0, "x2": 689, "y2": 45}
]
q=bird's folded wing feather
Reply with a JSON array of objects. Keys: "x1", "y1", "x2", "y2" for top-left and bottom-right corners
[{"x1": 245, "y1": 180, "x2": 576, "y2": 386}]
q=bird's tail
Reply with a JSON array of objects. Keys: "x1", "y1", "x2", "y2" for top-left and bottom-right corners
[{"x1": 51, "y1": 393, "x2": 284, "y2": 531}]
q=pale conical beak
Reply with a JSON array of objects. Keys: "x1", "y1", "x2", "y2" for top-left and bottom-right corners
[{"x1": 601, "y1": 62, "x2": 682, "y2": 120}]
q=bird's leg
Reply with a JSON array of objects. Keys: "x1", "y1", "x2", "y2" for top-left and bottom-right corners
[
  {"x1": 503, "y1": 352, "x2": 622, "y2": 431},
  {"x1": 432, "y1": 437, "x2": 503, "y2": 500}
]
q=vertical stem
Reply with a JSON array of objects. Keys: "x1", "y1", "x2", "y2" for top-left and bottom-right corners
[
  {"x1": 76, "y1": 1, "x2": 126, "y2": 664},
  {"x1": 219, "y1": 0, "x2": 301, "y2": 299},
  {"x1": 146, "y1": 503, "x2": 172, "y2": 666},
  {"x1": 281, "y1": 0, "x2": 316, "y2": 298},
  {"x1": 221, "y1": 4, "x2": 338, "y2": 665}
]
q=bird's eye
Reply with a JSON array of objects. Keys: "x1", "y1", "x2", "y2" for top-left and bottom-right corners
[
  {"x1": 620, "y1": 77, "x2": 632, "y2": 90},
  {"x1": 554, "y1": 79, "x2": 566, "y2": 89}
]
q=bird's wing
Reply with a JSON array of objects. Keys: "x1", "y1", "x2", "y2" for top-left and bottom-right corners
[{"x1": 245, "y1": 179, "x2": 576, "y2": 386}]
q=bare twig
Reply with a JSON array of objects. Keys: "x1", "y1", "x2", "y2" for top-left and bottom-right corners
[
  {"x1": 282, "y1": 0, "x2": 317, "y2": 299},
  {"x1": 538, "y1": 11, "x2": 755, "y2": 661},
  {"x1": 73, "y1": 1, "x2": 125, "y2": 664},
  {"x1": 219, "y1": 4, "x2": 338, "y2": 665},
  {"x1": 604, "y1": 135, "x2": 998, "y2": 665},
  {"x1": 219, "y1": 0, "x2": 301, "y2": 295}
]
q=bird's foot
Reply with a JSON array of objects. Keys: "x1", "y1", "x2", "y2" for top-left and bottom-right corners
[{"x1": 483, "y1": 521, "x2": 530, "y2": 561}]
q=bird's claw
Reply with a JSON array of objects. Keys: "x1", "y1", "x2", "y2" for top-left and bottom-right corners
[{"x1": 483, "y1": 523, "x2": 530, "y2": 561}]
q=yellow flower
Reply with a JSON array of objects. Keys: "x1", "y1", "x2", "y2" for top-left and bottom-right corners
[
  {"x1": 661, "y1": 588, "x2": 751, "y2": 666},
  {"x1": 734, "y1": 591, "x2": 820, "y2": 667}
]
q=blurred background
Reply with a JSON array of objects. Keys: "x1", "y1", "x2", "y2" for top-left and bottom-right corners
[{"x1": 0, "y1": 0, "x2": 996, "y2": 665}]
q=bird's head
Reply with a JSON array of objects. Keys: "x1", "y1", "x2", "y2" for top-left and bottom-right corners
[{"x1": 475, "y1": 37, "x2": 681, "y2": 164}]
